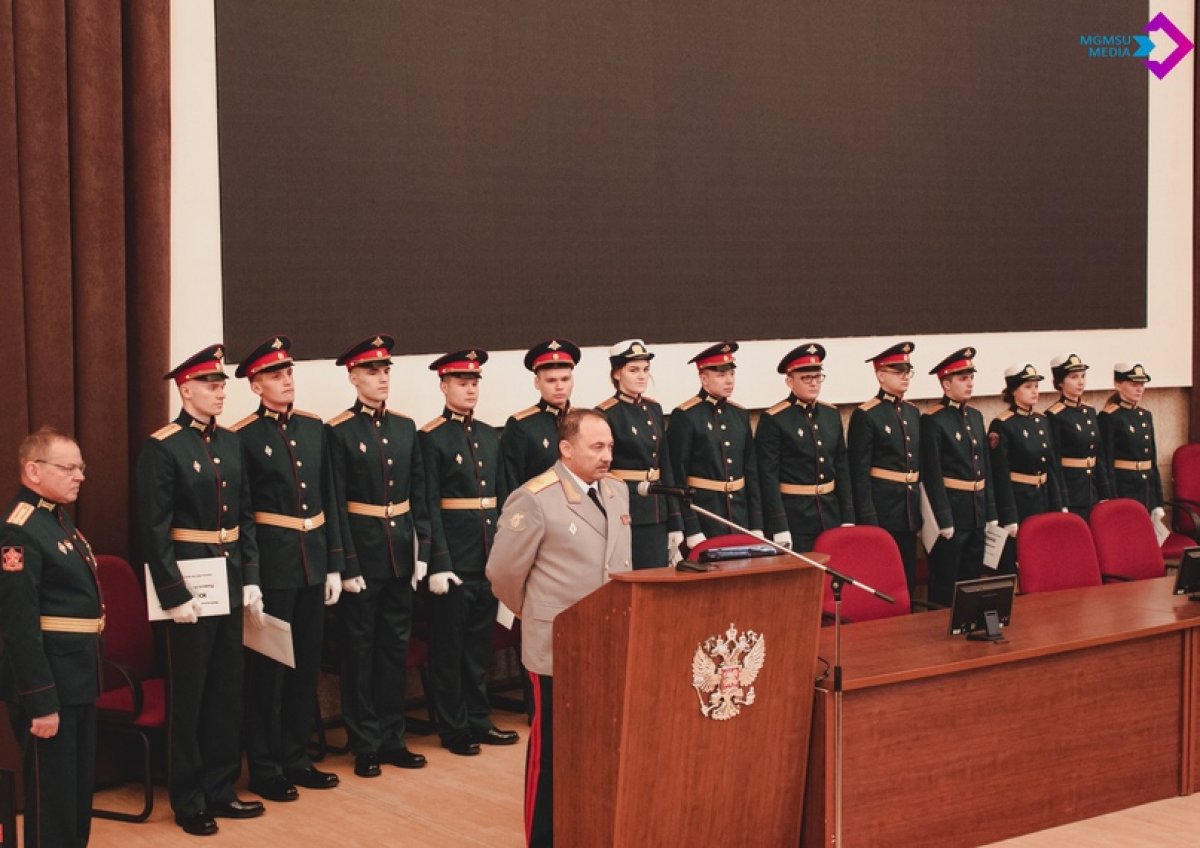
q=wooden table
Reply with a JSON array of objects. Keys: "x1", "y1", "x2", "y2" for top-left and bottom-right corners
[{"x1": 800, "y1": 576, "x2": 1200, "y2": 847}]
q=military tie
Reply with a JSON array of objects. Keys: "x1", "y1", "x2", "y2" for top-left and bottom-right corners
[{"x1": 587, "y1": 486, "x2": 606, "y2": 517}]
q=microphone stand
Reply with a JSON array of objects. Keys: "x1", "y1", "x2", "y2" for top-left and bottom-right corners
[{"x1": 677, "y1": 498, "x2": 894, "y2": 848}]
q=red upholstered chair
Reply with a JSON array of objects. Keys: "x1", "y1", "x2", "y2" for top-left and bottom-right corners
[
  {"x1": 1089, "y1": 499, "x2": 1167, "y2": 582},
  {"x1": 92, "y1": 555, "x2": 166, "y2": 823},
  {"x1": 1016, "y1": 512, "x2": 1102, "y2": 593},
  {"x1": 1164, "y1": 444, "x2": 1200, "y2": 561},
  {"x1": 813, "y1": 526, "x2": 921, "y2": 622}
]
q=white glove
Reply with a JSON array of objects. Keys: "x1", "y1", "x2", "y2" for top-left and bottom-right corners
[
  {"x1": 324, "y1": 572, "x2": 342, "y2": 606},
  {"x1": 243, "y1": 584, "x2": 266, "y2": 627},
  {"x1": 411, "y1": 559, "x2": 428, "y2": 590},
  {"x1": 429, "y1": 572, "x2": 463, "y2": 595},
  {"x1": 750, "y1": 529, "x2": 764, "y2": 538},
  {"x1": 938, "y1": 526, "x2": 955, "y2": 540},
  {"x1": 166, "y1": 597, "x2": 201, "y2": 625},
  {"x1": 667, "y1": 531, "x2": 684, "y2": 566},
  {"x1": 1004, "y1": 523, "x2": 1019, "y2": 539},
  {"x1": 686, "y1": 532, "x2": 706, "y2": 549},
  {"x1": 341, "y1": 575, "x2": 366, "y2": 593},
  {"x1": 772, "y1": 531, "x2": 793, "y2": 550},
  {"x1": 840, "y1": 522, "x2": 855, "y2": 527},
  {"x1": 1151, "y1": 507, "x2": 1166, "y2": 520},
  {"x1": 1061, "y1": 508, "x2": 1069, "y2": 513}
]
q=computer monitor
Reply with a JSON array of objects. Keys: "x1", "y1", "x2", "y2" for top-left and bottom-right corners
[
  {"x1": 1172, "y1": 547, "x2": 1200, "y2": 599},
  {"x1": 949, "y1": 574, "x2": 1017, "y2": 641}
]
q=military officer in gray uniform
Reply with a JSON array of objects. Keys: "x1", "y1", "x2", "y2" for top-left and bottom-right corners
[
  {"x1": 232, "y1": 335, "x2": 344, "y2": 800},
  {"x1": 501, "y1": 339, "x2": 581, "y2": 494},
  {"x1": 920, "y1": 348, "x2": 998, "y2": 606},
  {"x1": 847, "y1": 342, "x2": 923, "y2": 590},
  {"x1": 757, "y1": 343, "x2": 853, "y2": 553},
  {"x1": 596, "y1": 339, "x2": 683, "y2": 568},
  {"x1": 0, "y1": 427, "x2": 100, "y2": 848},
  {"x1": 419, "y1": 348, "x2": 518, "y2": 756},
  {"x1": 1044, "y1": 354, "x2": 1111, "y2": 520},
  {"x1": 486, "y1": 408, "x2": 633, "y2": 848},
  {"x1": 137, "y1": 344, "x2": 265, "y2": 835},
  {"x1": 1099, "y1": 362, "x2": 1165, "y2": 523},
  {"x1": 326, "y1": 334, "x2": 432, "y2": 778},
  {"x1": 667, "y1": 342, "x2": 762, "y2": 548}
]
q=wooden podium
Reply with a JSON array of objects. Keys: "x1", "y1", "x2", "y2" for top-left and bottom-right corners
[{"x1": 554, "y1": 556, "x2": 825, "y2": 847}]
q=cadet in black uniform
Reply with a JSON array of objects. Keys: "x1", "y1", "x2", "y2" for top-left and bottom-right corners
[
  {"x1": 0, "y1": 427, "x2": 101, "y2": 848},
  {"x1": 501, "y1": 339, "x2": 581, "y2": 494},
  {"x1": 596, "y1": 339, "x2": 683, "y2": 568},
  {"x1": 137, "y1": 344, "x2": 265, "y2": 835},
  {"x1": 847, "y1": 342, "x2": 923, "y2": 589},
  {"x1": 1044, "y1": 354, "x2": 1111, "y2": 520},
  {"x1": 232, "y1": 336, "x2": 344, "y2": 801},
  {"x1": 1099, "y1": 362, "x2": 1165, "y2": 524},
  {"x1": 419, "y1": 349, "x2": 519, "y2": 756},
  {"x1": 920, "y1": 348, "x2": 998, "y2": 606},
  {"x1": 757, "y1": 344, "x2": 853, "y2": 553},
  {"x1": 988, "y1": 363, "x2": 1064, "y2": 574},
  {"x1": 326, "y1": 335, "x2": 431, "y2": 778},
  {"x1": 667, "y1": 342, "x2": 762, "y2": 546}
]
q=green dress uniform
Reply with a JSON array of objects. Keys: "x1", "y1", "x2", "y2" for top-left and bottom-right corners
[
  {"x1": 420, "y1": 407, "x2": 506, "y2": 747},
  {"x1": 1045, "y1": 396, "x2": 1111, "y2": 520},
  {"x1": 847, "y1": 389, "x2": 923, "y2": 583},
  {"x1": 232, "y1": 404, "x2": 344, "y2": 787},
  {"x1": 0, "y1": 488, "x2": 102, "y2": 848},
  {"x1": 757, "y1": 395, "x2": 853, "y2": 553},
  {"x1": 326, "y1": 399, "x2": 431, "y2": 758},
  {"x1": 597, "y1": 391, "x2": 682, "y2": 568},
  {"x1": 667, "y1": 390, "x2": 762, "y2": 539},
  {"x1": 1099, "y1": 399, "x2": 1163, "y2": 512},
  {"x1": 921, "y1": 397, "x2": 997, "y2": 605},
  {"x1": 501, "y1": 399, "x2": 566, "y2": 494},
  {"x1": 988, "y1": 405, "x2": 1064, "y2": 573},
  {"x1": 137, "y1": 410, "x2": 258, "y2": 820}
]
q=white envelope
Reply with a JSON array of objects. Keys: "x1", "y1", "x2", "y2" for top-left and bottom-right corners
[{"x1": 145, "y1": 558, "x2": 231, "y2": 620}]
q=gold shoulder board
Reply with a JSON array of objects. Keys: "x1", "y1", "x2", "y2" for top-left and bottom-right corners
[
  {"x1": 292, "y1": 408, "x2": 322, "y2": 420},
  {"x1": 997, "y1": 410, "x2": 1014, "y2": 422},
  {"x1": 1102, "y1": 402, "x2": 1119, "y2": 414},
  {"x1": 524, "y1": 468, "x2": 559, "y2": 494},
  {"x1": 766, "y1": 400, "x2": 790, "y2": 416},
  {"x1": 858, "y1": 398, "x2": 881, "y2": 411},
  {"x1": 596, "y1": 397, "x2": 618, "y2": 411},
  {"x1": 151, "y1": 422, "x2": 181, "y2": 441},
  {"x1": 421, "y1": 417, "x2": 445, "y2": 433},
  {"x1": 326, "y1": 410, "x2": 354, "y2": 427},
  {"x1": 512, "y1": 405, "x2": 540, "y2": 421},
  {"x1": 676, "y1": 396, "x2": 701, "y2": 412},
  {"x1": 1046, "y1": 402, "x2": 1064, "y2": 415},
  {"x1": 229, "y1": 413, "x2": 258, "y2": 432},
  {"x1": 5, "y1": 502, "x2": 34, "y2": 526}
]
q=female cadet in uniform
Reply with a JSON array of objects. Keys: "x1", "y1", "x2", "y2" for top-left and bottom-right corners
[
  {"x1": 1044, "y1": 353, "x2": 1110, "y2": 520},
  {"x1": 988, "y1": 364, "x2": 1063, "y2": 574},
  {"x1": 1099, "y1": 362, "x2": 1165, "y2": 527},
  {"x1": 596, "y1": 340, "x2": 683, "y2": 568}
]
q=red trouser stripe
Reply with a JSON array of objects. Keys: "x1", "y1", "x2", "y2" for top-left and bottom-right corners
[{"x1": 524, "y1": 670, "x2": 543, "y2": 846}]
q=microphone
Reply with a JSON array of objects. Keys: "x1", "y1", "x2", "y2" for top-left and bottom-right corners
[{"x1": 636, "y1": 482, "x2": 695, "y2": 500}]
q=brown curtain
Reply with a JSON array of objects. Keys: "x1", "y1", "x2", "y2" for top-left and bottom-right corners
[{"x1": 0, "y1": 0, "x2": 170, "y2": 559}]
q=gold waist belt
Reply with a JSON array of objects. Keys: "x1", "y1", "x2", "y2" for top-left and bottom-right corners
[
  {"x1": 870, "y1": 467, "x2": 919, "y2": 484},
  {"x1": 779, "y1": 481, "x2": 836, "y2": 496},
  {"x1": 41, "y1": 615, "x2": 104, "y2": 634},
  {"x1": 1060, "y1": 457, "x2": 1097, "y2": 469},
  {"x1": 943, "y1": 478, "x2": 987, "y2": 492},
  {"x1": 170, "y1": 527, "x2": 240, "y2": 544},
  {"x1": 1010, "y1": 472, "x2": 1047, "y2": 487},
  {"x1": 1113, "y1": 460, "x2": 1152, "y2": 471},
  {"x1": 686, "y1": 476, "x2": 745, "y2": 493},
  {"x1": 254, "y1": 511, "x2": 326, "y2": 532},
  {"x1": 610, "y1": 468, "x2": 661, "y2": 483},
  {"x1": 439, "y1": 497, "x2": 498, "y2": 510},
  {"x1": 346, "y1": 500, "x2": 411, "y2": 518}
]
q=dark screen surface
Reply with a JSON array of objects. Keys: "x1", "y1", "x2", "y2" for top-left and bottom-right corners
[{"x1": 216, "y1": 1, "x2": 1148, "y2": 361}]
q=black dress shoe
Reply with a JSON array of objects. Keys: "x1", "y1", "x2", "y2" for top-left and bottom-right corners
[
  {"x1": 284, "y1": 765, "x2": 340, "y2": 789},
  {"x1": 249, "y1": 775, "x2": 299, "y2": 802},
  {"x1": 472, "y1": 726, "x2": 520, "y2": 746},
  {"x1": 380, "y1": 747, "x2": 427, "y2": 769},
  {"x1": 210, "y1": 798, "x2": 266, "y2": 819},
  {"x1": 354, "y1": 754, "x2": 382, "y2": 778},
  {"x1": 175, "y1": 812, "x2": 218, "y2": 836},
  {"x1": 441, "y1": 735, "x2": 481, "y2": 757}
]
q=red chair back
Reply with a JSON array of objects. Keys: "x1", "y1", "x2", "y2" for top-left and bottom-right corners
[
  {"x1": 686, "y1": 533, "x2": 767, "y2": 558},
  {"x1": 1089, "y1": 499, "x2": 1166, "y2": 581},
  {"x1": 1171, "y1": 444, "x2": 1200, "y2": 536},
  {"x1": 813, "y1": 526, "x2": 911, "y2": 621},
  {"x1": 94, "y1": 555, "x2": 156, "y2": 687},
  {"x1": 1016, "y1": 513, "x2": 1102, "y2": 592}
]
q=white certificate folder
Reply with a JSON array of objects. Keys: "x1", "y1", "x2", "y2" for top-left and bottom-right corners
[{"x1": 145, "y1": 557, "x2": 231, "y2": 620}]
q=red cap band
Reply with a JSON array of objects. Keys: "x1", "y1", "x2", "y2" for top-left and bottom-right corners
[
  {"x1": 532, "y1": 351, "x2": 575, "y2": 369},
  {"x1": 695, "y1": 352, "x2": 736, "y2": 369},
  {"x1": 174, "y1": 360, "x2": 224, "y2": 385},
  {"x1": 437, "y1": 359, "x2": 482, "y2": 376},
  {"x1": 874, "y1": 352, "x2": 910, "y2": 368},
  {"x1": 345, "y1": 347, "x2": 391, "y2": 369},
  {"x1": 785, "y1": 354, "x2": 822, "y2": 372},
  {"x1": 937, "y1": 358, "x2": 973, "y2": 378},
  {"x1": 246, "y1": 349, "x2": 292, "y2": 377}
]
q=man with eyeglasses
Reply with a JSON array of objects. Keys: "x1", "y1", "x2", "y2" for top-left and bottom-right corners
[
  {"x1": 847, "y1": 342, "x2": 923, "y2": 592},
  {"x1": 0, "y1": 427, "x2": 101, "y2": 847},
  {"x1": 137, "y1": 344, "x2": 265, "y2": 835},
  {"x1": 756, "y1": 344, "x2": 853, "y2": 553}
]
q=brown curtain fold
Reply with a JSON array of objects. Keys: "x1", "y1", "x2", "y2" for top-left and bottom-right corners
[{"x1": 0, "y1": 0, "x2": 170, "y2": 558}]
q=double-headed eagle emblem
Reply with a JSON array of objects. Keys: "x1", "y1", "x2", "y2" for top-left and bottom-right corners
[{"x1": 691, "y1": 624, "x2": 765, "y2": 720}]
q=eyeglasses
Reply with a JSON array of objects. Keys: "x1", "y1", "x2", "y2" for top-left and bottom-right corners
[
  {"x1": 35, "y1": 460, "x2": 87, "y2": 475},
  {"x1": 794, "y1": 373, "x2": 826, "y2": 385}
]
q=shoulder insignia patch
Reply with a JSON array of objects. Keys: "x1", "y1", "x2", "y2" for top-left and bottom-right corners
[
  {"x1": 327, "y1": 410, "x2": 354, "y2": 427},
  {"x1": 766, "y1": 400, "x2": 790, "y2": 416},
  {"x1": 421, "y1": 417, "x2": 446, "y2": 433},
  {"x1": 292, "y1": 408, "x2": 321, "y2": 420},
  {"x1": 997, "y1": 410, "x2": 1014, "y2": 422},
  {"x1": 676, "y1": 395, "x2": 702, "y2": 412},
  {"x1": 1102, "y1": 402, "x2": 1119, "y2": 414},
  {"x1": 512, "y1": 405, "x2": 540, "y2": 421},
  {"x1": 5, "y1": 502, "x2": 34, "y2": 526},
  {"x1": 988, "y1": 431, "x2": 1001, "y2": 449},
  {"x1": 1046, "y1": 402, "x2": 1064, "y2": 416},
  {"x1": 524, "y1": 468, "x2": 559, "y2": 494},
  {"x1": 596, "y1": 397, "x2": 618, "y2": 411},
  {"x1": 858, "y1": 398, "x2": 881, "y2": 411},
  {"x1": 229, "y1": 413, "x2": 259, "y2": 432},
  {"x1": 151, "y1": 422, "x2": 181, "y2": 441},
  {"x1": 1, "y1": 546, "x2": 23, "y2": 571}
]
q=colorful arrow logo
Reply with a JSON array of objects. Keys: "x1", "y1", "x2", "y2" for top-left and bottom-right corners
[{"x1": 1143, "y1": 12, "x2": 1194, "y2": 80}]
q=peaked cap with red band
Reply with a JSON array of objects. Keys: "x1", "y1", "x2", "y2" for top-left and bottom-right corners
[
  {"x1": 867, "y1": 341, "x2": 915, "y2": 370},
  {"x1": 523, "y1": 339, "x2": 581, "y2": 372},
  {"x1": 778, "y1": 342, "x2": 826, "y2": 374},
  {"x1": 688, "y1": 341, "x2": 738, "y2": 370},
  {"x1": 930, "y1": 347, "x2": 977, "y2": 379},
  {"x1": 429, "y1": 348, "x2": 489, "y2": 377},
  {"x1": 235, "y1": 335, "x2": 294, "y2": 379},
  {"x1": 336, "y1": 334, "x2": 395, "y2": 369},
  {"x1": 165, "y1": 344, "x2": 228, "y2": 385}
]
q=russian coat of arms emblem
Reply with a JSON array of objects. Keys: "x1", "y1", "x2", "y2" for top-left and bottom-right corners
[{"x1": 691, "y1": 624, "x2": 765, "y2": 721}]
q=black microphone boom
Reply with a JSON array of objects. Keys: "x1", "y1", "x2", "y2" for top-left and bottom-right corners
[{"x1": 636, "y1": 482, "x2": 695, "y2": 500}]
